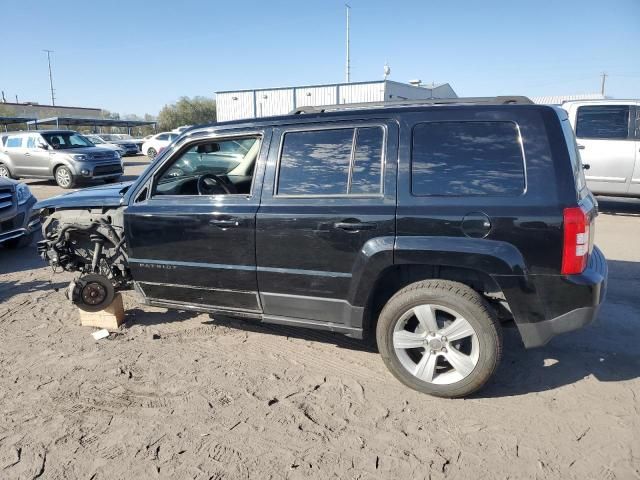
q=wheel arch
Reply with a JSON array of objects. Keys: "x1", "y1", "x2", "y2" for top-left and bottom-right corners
[
  {"x1": 53, "y1": 160, "x2": 75, "y2": 176},
  {"x1": 355, "y1": 236, "x2": 535, "y2": 340}
]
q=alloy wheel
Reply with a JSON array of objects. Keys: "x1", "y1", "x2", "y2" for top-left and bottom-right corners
[
  {"x1": 56, "y1": 168, "x2": 72, "y2": 188},
  {"x1": 392, "y1": 303, "x2": 480, "y2": 385},
  {"x1": 0, "y1": 165, "x2": 9, "y2": 178}
]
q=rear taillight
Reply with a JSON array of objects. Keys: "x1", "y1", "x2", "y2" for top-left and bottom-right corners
[{"x1": 561, "y1": 206, "x2": 590, "y2": 275}]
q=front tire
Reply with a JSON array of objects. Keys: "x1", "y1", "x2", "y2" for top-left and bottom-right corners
[
  {"x1": 54, "y1": 166, "x2": 75, "y2": 189},
  {"x1": 146, "y1": 147, "x2": 157, "y2": 159},
  {"x1": 376, "y1": 280, "x2": 502, "y2": 398}
]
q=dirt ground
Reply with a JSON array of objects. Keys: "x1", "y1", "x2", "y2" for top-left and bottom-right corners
[{"x1": 0, "y1": 157, "x2": 638, "y2": 479}]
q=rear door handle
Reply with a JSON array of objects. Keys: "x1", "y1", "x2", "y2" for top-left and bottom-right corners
[
  {"x1": 577, "y1": 144, "x2": 586, "y2": 150},
  {"x1": 24, "y1": 152, "x2": 31, "y2": 156},
  {"x1": 334, "y1": 221, "x2": 376, "y2": 231},
  {"x1": 209, "y1": 218, "x2": 240, "y2": 228}
]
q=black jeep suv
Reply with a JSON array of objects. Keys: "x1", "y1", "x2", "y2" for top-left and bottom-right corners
[{"x1": 35, "y1": 97, "x2": 607, "y2": 398}]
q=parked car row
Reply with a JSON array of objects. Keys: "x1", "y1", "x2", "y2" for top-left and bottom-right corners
[
  {"x1": 0, "y1": 130, "x2": 123, "y2": 188},
  {"x1": 88, "y1": 134, "x2": 140, "y2": 156}
]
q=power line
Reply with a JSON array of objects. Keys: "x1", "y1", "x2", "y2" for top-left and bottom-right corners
[{"x1": 43, "y1": 49, "x2": 56, "y2": 106}]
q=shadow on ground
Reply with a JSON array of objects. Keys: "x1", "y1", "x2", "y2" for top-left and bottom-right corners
[
  {"x1": 116, "y1": 258, "x2": 639, "y2": 397},
  {"x1": 0, "y1": 279, "x2": 68, "y2": 303},
  {"x1": 0, "y1": 233, "x2": 44, "y2": 275},
  {"x1": 597, "y1": 196, "x2": 640, "y2": 217},
  {"x1": 479, "y1": 258, "x2": 639, "y2": 397}
]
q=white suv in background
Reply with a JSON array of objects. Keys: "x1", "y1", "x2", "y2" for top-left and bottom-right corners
[
  {"x1": 141, "y1": 132, "x2": 180, "y2": 159},
  {"x1": 562, "y1": 100, "x2": 640, "y2": 197}
]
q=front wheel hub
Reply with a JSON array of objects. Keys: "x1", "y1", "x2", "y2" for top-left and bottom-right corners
[{"x1": 70, "y1": 274, "x2": 115, "y2": 312}]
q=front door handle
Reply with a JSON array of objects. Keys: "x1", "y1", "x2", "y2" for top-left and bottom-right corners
[
  {"x1": 24, "y1": 152, "x2": 31, "y2": 156},
  {"x1": 334, "y1": 221, "x2": 376, "y2": 231},
  {"x1": 209, "y1": 218, "x2": 239, "y2": 228}
]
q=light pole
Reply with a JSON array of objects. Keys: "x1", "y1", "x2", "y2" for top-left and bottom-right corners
[
  {"x1": 345, "y1": 4, "x2": 351, "y2": 83},
  {"x1": 43, "y1": 49, "x2": 55, "y2": 106}
]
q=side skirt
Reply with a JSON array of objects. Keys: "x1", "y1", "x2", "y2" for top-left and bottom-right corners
[{"x1": 136, "y1": 285, "x2": 364, "y2": 339}]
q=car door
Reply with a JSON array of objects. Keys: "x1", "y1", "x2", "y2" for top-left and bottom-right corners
[
  {"x1": 256, "y1": 121, "x2": 398, "y2": 329},
  {"x1": 574, "y1": 103, "x2": 635, "y2": 195},
  {"x1": 22, "y1": 134, "x2": 51, "y2": 177},
  {"x1": 627, "y1": 104, "x2": 640, "y2": 197},
  {"x1": 124, "y1": 129, "x2": 270, "y2": 314},
  {"x1": 2, "y1": 135, "x2": 28, "y2": 176}
]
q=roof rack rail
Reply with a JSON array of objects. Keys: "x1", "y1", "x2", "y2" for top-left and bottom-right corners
[{"x1": 290, "y1": 96, "x2": 534, "y2": 114}]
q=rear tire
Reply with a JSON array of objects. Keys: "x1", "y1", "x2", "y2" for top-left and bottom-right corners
[
  {"x1": 0, "y1": 163, "x2": 13, "y2": 179},
  {"x1": 376, "y1": 279, "x2": 502, "y2": 398},
  {"x1": 54, "y1": 166, "x2": 75, "y2": 189}
]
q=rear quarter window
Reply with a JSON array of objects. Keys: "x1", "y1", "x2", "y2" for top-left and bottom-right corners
[
  {"x1": 411, "y1": 121, "x2": 525, "y2": 196},
  {"x1": 560, "y1": 117, "x2": 587, "y2": 197},
  {"x1": 5, "y1": 136, "x2": 23, "y2": 148}
]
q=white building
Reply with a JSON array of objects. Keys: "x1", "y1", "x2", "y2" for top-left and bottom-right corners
[{"x1": 215, "y1": 80, "x2": 457, "y2": 122}]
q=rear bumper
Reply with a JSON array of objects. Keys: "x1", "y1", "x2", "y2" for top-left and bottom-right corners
[{"x1": 517, "y1": 246, "x2": 608, "y2": 348}]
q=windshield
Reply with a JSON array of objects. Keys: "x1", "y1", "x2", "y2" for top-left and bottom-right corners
[
  {"x1": 87, "y1": 135, "x2": 104, "y2": 144},
  {"x1": 42, "y1": 132, "x2": 94, "y2": 149},
  {"x1": 100, "y1": 134, "x2": 120, "y2": 142}
]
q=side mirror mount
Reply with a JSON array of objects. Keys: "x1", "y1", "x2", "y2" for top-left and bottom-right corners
[
  {"x1": 196, "y1": 143, "x2": 220, "y2": 154},
  {"x1": 37, "y1": 142, "x2": 49, "y2": 150}
]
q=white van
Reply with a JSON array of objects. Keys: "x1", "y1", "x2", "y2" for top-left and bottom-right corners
[{"x1": 562, "y1": 100, "x2": 640, "y2": 197}]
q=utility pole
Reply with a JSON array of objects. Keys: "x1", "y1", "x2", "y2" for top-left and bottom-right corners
[
  {"x1": 345, "y1": 4, "x2": 351, "y2": 83},
  {"x1": 600, "y1": 72, "x2": 607, "y2": 96},
  {"x1": 43, "y1": 49, "x2": 56, "y2": 106}
]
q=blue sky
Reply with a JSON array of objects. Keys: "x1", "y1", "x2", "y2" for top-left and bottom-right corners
[{"x1": 2, "y1": 0, "x2": 638, "y2": 116}]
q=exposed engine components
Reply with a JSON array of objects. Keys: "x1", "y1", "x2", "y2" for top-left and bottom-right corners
[{"x1": 37, "y1": 208, "x2": 132, "y2": 306}]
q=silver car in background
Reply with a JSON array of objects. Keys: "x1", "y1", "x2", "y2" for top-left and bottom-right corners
[
  {"x1": 562, "y1": 99, "x2": 640, "y2": 197},
  {"x1": 85, "y1": 134, "x2": 126, "y2": 157},
  {"x1": 0, "y1": 130, "x2": 123, "y2": 188}
]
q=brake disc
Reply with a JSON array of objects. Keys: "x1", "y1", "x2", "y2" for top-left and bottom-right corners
[{"x1": 70, "y1": 274, "x2": 115, "y2": 312}]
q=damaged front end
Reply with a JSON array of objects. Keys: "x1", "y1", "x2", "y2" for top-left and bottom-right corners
[{"x1": 37, "y1": 207, "x2": 132, "y2": 311}]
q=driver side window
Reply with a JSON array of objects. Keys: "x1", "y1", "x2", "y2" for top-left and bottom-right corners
[{"x1": 152, "y1": 136, "x2": 260, "y2": 197}]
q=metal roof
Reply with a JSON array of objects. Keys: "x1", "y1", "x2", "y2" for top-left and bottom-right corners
[
  {"x1": 216, "y1": 79, "x2": 451, "y2": 95},
  {"x1": 0, "y1": 116, "x2": 37, "y2": 125},
  {"x1": 531, "y1": 93, "x2": 606, "y2": 105},
  {"x1": 25, "y1": 116, "x2": 156, "y2": 128},
  {"x1": 0, "y1": 116, "x2": 37, "y2": 132}
]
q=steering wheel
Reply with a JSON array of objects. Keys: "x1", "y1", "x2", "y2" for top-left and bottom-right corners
[{"x1": 197, "y1": 173, "x2": 236, "y2": 195}]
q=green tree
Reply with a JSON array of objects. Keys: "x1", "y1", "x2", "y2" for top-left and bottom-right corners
[{"x1": 157, "y1": 96, "x2": 216, "y2": 131}]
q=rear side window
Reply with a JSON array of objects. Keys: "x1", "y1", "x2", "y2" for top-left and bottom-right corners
[
  {"x1": 560, "y1": 118, "x2": 587, "y2": 196},
  {"x1": 575, "y1": 105, "x2": 630, "y2": 139},
  {"x1": 411, "y1": 121, "x2": 525, "y2": 196},
  {"x1": 277, "y1": 126, "x2": 384, "y2": 196},
  {"x1": 5, "y1": 136, "x2": 23, "y2": 148}
]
